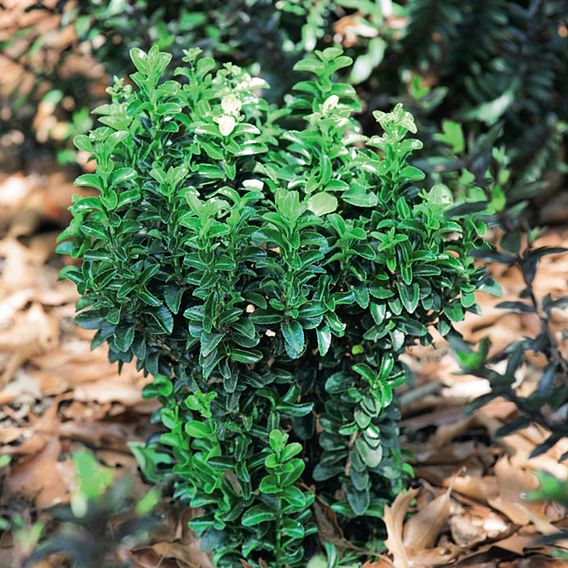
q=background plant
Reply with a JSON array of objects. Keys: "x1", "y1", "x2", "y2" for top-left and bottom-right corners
[
  {"x1": 451, "y1": 230, "x2": 568, "y2": 458},
  {"x1": 1, "y1": 451, "x2": 160, "y2": 568},
  {"x1": 3, "y1": 0, "x2": 566, "y2": 218},
  {"x1": 527, "y1": 472, "x2": 568, "y2": 561},
  {"x1": 58, "y1": 44, "x2": 488, "y2": 565}
]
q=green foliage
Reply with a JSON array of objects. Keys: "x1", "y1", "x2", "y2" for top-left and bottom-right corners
[
  {"x1": 59, "y1": 45, "x2": 487, "y2": 564},
  {"x1": 23, "y1": 451, "x2": 159, "y2": 568},
  {"x1": 527, "y1": 471, "x2": 568, "y2": 507},
  {"x1": 7, "y1": 1, "x2": 567, "y2": 206},
  {"x1": 526, "y1": 472, "x2": 568, "y2": 560},
  {"x1": 451, "y1": 232, "x2": 568, "y2": 458},
  {"x1": 70, "y1": 450, "x2": 114, "y2": 517},
  {"x1": 4, "y1": 0, "x2": 334, "y2": 161},
  {"x1": 307, "y1": 542, "x2": 362, "y2": 567},
  {"x1": 71, "y1": 0, "x2": 333, "y2": 96},
  {"x1": 397, "y1": 0, "x2": 568, "y2": 203}
]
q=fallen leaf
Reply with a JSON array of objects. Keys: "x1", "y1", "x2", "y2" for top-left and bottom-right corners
[
  {"x1": 133, "y1": 541, "x2": 214, "y2": 568},
  {"x1": 408, "y1": 547, "x2": 458, "y2": 567},
  {"x1": 0, "y1": 238, "x2": 37, "y2": 292},
  {"x1": 449, "y1": 502, "x2": 509, "y2": 547},
  {"x1": 489, "y1": 458, "x2": 560, "y2": 535},
  {"x1": 383, "y1": 488, "x2": 418, "y2": 568},
  {"x1": 0, "y1": 303, "x2": 59, "y2": 387},
  {"x1": 502, "y1": 558, "x2": 568, "y2": 568},
  {"x1": 313, "y1": 497, "x2": 346, "y2": 546},
  {"x1": 492, "y1": 530, "x2": 545, "y2": 555},
  {"x1": 73, "y1": 380, "x2": 145, "y2": 406},
  {"x1": 444, "y1": 474, "x2": 499, "y2": 502},
  {"x1": 403, "y1": 489, "x2": 451, "y2": 550},
  {"x1": 431, "y1": 416, "x2": 476, "y2": 448},
  {"x1": 476, "y1": 413, "x2": 568, "y2": 478},
  {"x1": 4, "y1": 437, "x2": 71, "y2": 508}
]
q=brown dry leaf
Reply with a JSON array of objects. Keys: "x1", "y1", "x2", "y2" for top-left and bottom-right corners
[
  {"x1": 431, "y1": 416, "x2": 476, "y2": 448},
  {"x1": 4, "y1": 437, "x2": 71, "y2": 508},
  {"x1": 414, "y1": 456, "x2": 486, "y2": 488},
  {"x1": 489, "y1": 458, "x2": 560, "y2": 535},
  {"x1": 57, "y1": 420, "x2": 133, "y2": 450},
  {"x1": 444, "y1": 474, "x2": 499, "y2": 502},
  {"x1": 0, "y1": 430, "x2": 48, "y2": 457},
  {"x1": 28, "y1": 339, "x2": 148, "y2": 403},
  {"x1": 313, "y1": 496, "x2": 355, "y2": 551},
  {"x1": 476, "y1": 412, "x2": 568, "y2": 478},
  {"x1": 1, "y1": 397, "x2": 58, "y2": 456},
  {"x1": 129, "y1": 548, "x2": 181, "y2": 568},
  {"x1": 363, "y1": 561, "x2": 391, "y2": 568},
  {"x1": 479, "y1": 398, "x2": 519, "y2": 420},
  {"x1": 1, "y1": 393, "x2": 134, "y2": 456},
  {"x1": 449, "y1": 502, "x2": 509, "y2": 547},
  {"x1": 410, "y1": 439, "x2": 480, "y2": 466},
  {"x1": 409, "y1": 547, "x2": 459, "y2": 567},
  {"x1": 502, "y1": 557, "x2": 568, "y2": 568},
  {"x1": 73, "y1": 380, "x2": 145, "y2": 406},
  {"x1": 0, "y1": 289, "x2": 35, "y2": 323},
  {"x1": 0, "y1": 372, "x2": 42, "y2": 407},
  {"x1": 383, "y1": 488, "x2": 418, "y2": 568},
  {"x1": 0, "y1": 238, "x2": 37, "y2": 292},
  {"x1": 403, "y1": 489, "x2": 452, "y2": 550},
  {"x1": 30, "y1": 345, "x2": 121, "y2": 385},
  {"x1": 59, "y1": 400, "x2": 113, "y2": 422},
  {"x1": 401, "y1": 405, "x2": 466, "y2": 430},
  {"x1": 129, "y1": 505, "x2": 214, "y2": 566},
  {"x1": 35, "y1": 279, "x2": 78, "y2": 306},
  {"x1": 492, "y1": 530, "x2": 545, "y2": 555},
  {"x1": 0, "y1": 303, "x2": 60, "y2": 387},
  {"x1": 139, "y1": 542, "x2": 214, "y2": 568},
  {"x1": 96, "y1": 450, "x2": 138, "y2": 469},
  {"x1": 24, "y1": 232, "x2": 59, "y2": 265},
  {"x1": 0, "y1": 427, "x2": 25, "y2": 444},
  {"x1": 366, "y1": 545, "x2": 457, "y2": 568},
  {"x1": 0, "y1": 173, "x2": 34, "y2": 210}
]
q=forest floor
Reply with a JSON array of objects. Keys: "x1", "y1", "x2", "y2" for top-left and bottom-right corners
[{"x1": 0, "y1": 166, "x2": 567, "y2": 567}]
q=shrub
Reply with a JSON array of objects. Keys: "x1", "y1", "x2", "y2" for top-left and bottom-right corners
[
  {"x1": 59, "y1": 45, "x2": 487, "y2": 565},
  {"x1": 451, "y1": 232, "x2": 568, "y2": 458}
]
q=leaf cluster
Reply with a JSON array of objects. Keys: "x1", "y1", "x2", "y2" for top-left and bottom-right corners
[{"x1": 451, "y1": 232, "x2": 568, "y2": 459}]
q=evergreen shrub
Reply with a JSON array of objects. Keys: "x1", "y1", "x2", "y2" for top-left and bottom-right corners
[{"x1": 59, "y1": 45, "x2": 487, "y2": 565}]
